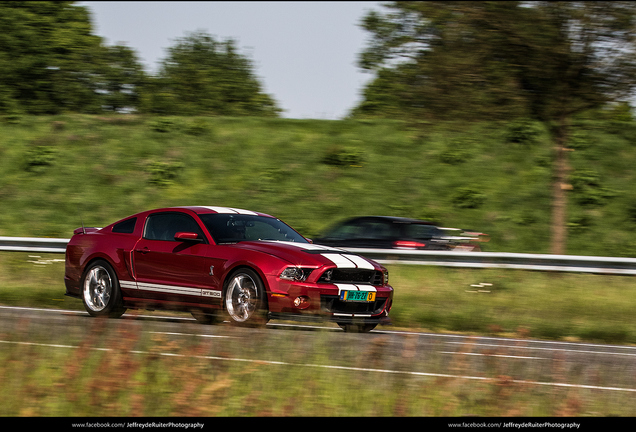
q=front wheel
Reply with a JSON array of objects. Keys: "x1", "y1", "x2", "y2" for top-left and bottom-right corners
[
  {"x1": 223, "y1": 268, "x2": 268, "y2": 326},
  {"x1": 81, "y1": 260, "x2": 126, "y2": 318}
]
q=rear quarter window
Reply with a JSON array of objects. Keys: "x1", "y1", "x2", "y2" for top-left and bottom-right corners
[{"x1": 112, "y1": 218, "x2": 137, "y2": 234}]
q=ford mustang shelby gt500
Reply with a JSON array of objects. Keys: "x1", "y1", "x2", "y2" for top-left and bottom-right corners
[{"x1": 64, "y1": 206, "x2": 393, "y2": 332}]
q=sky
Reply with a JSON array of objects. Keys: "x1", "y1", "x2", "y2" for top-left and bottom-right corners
[{"x1": 80, "y1": 1, "x2": 383, "y2": 120}]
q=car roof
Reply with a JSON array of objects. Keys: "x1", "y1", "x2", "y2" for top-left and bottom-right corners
[
  {"x1": 342, "y1": 216, "x2": 435, "y2": 225},
  {"x1": 165, "y1": 206, "x2": 274, "y2": 217}
]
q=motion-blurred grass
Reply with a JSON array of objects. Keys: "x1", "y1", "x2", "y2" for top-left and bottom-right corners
[
  {"x1": 3, "y1": 114, "x2": 636, "y2": 255},
  {"x1": 1, "y1": 310, "x2": 634, "y2": 417}
]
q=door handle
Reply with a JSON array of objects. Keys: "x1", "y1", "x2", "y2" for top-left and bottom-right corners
[{"x1": 135, "y1": 247, "x2": 149, "y2": 254}]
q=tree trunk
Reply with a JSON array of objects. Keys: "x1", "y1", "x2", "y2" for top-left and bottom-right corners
[{"x1": 550, "y1": 117, "x2": 571, "y2": 255}]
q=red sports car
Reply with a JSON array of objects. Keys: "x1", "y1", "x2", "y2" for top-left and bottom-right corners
[{"x1": 64, "y1": 206, "x2": 393, "y2": 332}]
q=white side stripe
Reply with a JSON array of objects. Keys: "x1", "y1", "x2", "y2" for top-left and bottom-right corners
[
  {"x1": 137, "y1": 282, "x2": 201, "y2": 296},
  {"x1": 120, "y1": 280, "x2": 221, "y2": 298}
]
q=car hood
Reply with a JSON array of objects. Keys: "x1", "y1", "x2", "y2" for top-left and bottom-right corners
[{"x1": 229, "y1": 240, "x2": 382, "y2": 270}]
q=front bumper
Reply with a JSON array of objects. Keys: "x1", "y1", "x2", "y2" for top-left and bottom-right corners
[{"x1": 265, "y1": 277, "x2": 393, "y2": 325}]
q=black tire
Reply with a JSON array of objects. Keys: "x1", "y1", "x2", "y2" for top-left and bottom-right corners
[
  {"x1": 223, "y1": 268, "x2": 268, "y2": 326},
  {"x1": 81, "y1": 259, "x2": 126, "y2": 318},
  {"x1": 337, "y1": 323, "x2": 377, "y2": 333}
]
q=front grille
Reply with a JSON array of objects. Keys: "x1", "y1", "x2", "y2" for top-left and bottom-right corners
[
  {"x1": 318, "y1": 269, "x2": 383, "y2": 285},
  {"x1": 321, "y1": 295, "x2": 388, "y2": 315}
]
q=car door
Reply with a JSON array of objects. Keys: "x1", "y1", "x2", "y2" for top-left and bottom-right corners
[{"x1": 133, "y1": 211, "x2": 215, "y2": 304}]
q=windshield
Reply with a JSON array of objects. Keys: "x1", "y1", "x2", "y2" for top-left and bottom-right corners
[{"x1": 199, "y1": 214, "x2": 308, "y2": 244}]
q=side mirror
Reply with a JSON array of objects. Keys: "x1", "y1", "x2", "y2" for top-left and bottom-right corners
[{"x1": 174, "y1": 232, "x2": 203, "y2": 242}]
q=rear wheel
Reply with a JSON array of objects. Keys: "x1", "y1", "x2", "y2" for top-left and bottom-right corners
[
  {"x1": 81, "y1": 260, "x2": 126, "y2": 318},
  {"x1": 223, "y1": 268, "x2": 268, "y2": 326}
]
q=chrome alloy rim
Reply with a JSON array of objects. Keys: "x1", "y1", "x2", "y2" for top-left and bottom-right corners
[
  {"x1": 225, "y1": 273, "x2": 259, "y2": 322},
  {"x1": 83, "y1": 265, "x2": 112, "y2": 312}
]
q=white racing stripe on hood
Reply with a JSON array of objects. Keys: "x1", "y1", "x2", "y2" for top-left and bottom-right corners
[
  {"x1": 321, "y1": 253, "x2": 375, "y2": 270},
  {"x1": 342, "y1": 254, "x2": 375, "y2": 270},
  {"x1": 321, "y1": 253, "x2": 356, "y2": 268},
  {"x1": 260, "y1": 240, "x2": 376, "y2": 269}
]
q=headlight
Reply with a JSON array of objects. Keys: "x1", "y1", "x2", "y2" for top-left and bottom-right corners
[{"x1": 280, "y1": 267, "x2": 313, "y2": 282}]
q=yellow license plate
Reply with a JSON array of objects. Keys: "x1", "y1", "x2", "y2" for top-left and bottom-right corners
[{"x1": 340, "y1": 290, "x2": 376, "y2": 302}]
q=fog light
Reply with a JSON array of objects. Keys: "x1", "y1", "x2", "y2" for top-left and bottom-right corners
[{"x1": 294, "y1": 296, "x2": 310, "y2": 309}]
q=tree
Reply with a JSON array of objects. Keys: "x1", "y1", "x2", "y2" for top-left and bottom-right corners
[
  {"x1": 355, "y1": 1, "x2": 636, "y2": 254},
  {"x1": 144, "y1": 31, "x2": 281, "y2": 116},
  {"x1": 515, "y1": 2, "x2": 636, "y2": 254},
  {"x1": 96, "y1": 44, "x2": 147, "y2": 112},
  {"x1": 354, "y1": 2, "x2": 533, "y2": 121},
  {"x1": 0, "y1": 1, "x2": 104, "y2": 114}
]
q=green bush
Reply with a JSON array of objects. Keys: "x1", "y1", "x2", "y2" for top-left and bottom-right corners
[
  {"x1": 321, "y1": 147, "x2": 365, "y2": 167},
  {"x1": 145, "y1": 160, "x2": 184, "y2": 186},
  {"x1": 149, "y1": 117, "x2": 178, "y2": 133},
  {"x1": 569, "y1": 169, "x2": 616, "y2": 207},
  {"x1": 505, "y1": 118, "x2": 542, "y2": 145},
  {"x1": 439, "y1": 139, "x2": 473, "y2": 165},
  {"x1": 24, "y1": 146, "x2": 57, "y2": 172},
  {"x1": 452, "y1": 187, "x2": 486, "y2": 209},
  {"x1": 185, "y1": 118, "x2": 212, "y2": 136}
]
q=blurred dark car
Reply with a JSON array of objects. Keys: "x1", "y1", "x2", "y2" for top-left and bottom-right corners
[{"x1": 313, "y1": 216, "x2": 488, "y2": 251}]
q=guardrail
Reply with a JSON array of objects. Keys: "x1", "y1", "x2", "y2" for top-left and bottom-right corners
[
  {"x1": 344, "y1": 248, "x2": 636, "y2": 275},
  {"x1": 2, "y1": 236, "x2": 636, "y2": 275},
  {"x1": 0, "y1": 236, "x2": 68, "y2": 254}
]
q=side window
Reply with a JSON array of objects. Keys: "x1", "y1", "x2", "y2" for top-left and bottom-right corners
[
  {"x1": 112, "y1": 217, "x2": 137, "y2": 234},
  {"x1": 325, "y1": 222, "x2": 362, "y2": 240},
  {"x1": 143, "y1": 213, "x2": 204, "y2": 241},
  {"x1": 363, "y1": 222, "x2": 394, "y2": 239}
]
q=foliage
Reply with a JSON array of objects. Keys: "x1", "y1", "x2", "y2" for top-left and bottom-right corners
[
  {"x1": 1, "y1": 114, "x2": 635, "y2": 256},
  {"x1": 145, "y1": 160, "x2": 184, "y2": 187},
  {"x1": 439, "y1": 139, "x2": 475, "y2": 165},
  {"x1": 354, "y1": 1, "x2": 636, "y2": 122},
  {"x1": 96, "y1": 44, "x2": 147, "y2": 112},
  {"x1": 354, "y1": 1, "x2": 636, "y2": 255},
  {"x1": 0, "y1": 4, "x2": 279, "y2": 118},
  {"x1": 321, "y1": 147, "x2": 365, "y2": 167},
  {"x1": 0, "y1": 1, "x2": 104, "y2": 114},
  {"x1": 505, "y1": 119, "x2": 542, "y2": 145},
  {"x1": 143, "y1": 31, "x2": 281, "y2": 117},
  {"x1": 24, "y1": 146, "x2": 57, "y2": 173},
  {"x1": 451, "y1": 187, "x2": 486, "y2": 209}
]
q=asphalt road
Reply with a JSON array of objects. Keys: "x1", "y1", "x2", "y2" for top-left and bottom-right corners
[{"x1": 1, "y1": 305, "x2": 635, "y2": 394}]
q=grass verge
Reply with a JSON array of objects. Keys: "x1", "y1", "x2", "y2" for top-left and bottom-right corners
[{"x1": 1, "y1": 317, "x2": 635, "y2": 417}]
